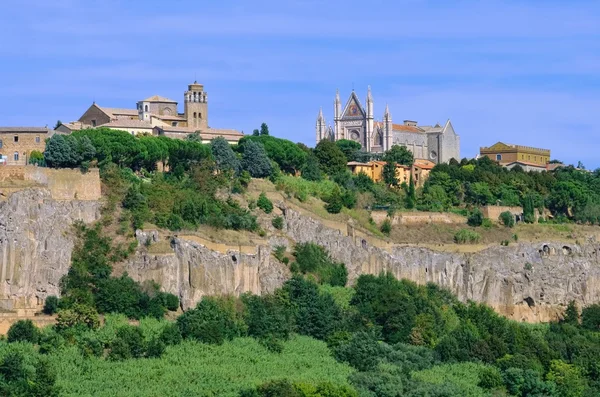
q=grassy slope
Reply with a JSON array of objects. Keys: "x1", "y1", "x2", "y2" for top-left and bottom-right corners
[{"x1": 48, "y1": 336, "x2": 354, "y2": 397}]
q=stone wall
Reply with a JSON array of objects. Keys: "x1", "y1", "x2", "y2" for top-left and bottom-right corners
[
  {"x1": 482, "y1": 205, "x2": 523, "y2": 222},
  {"x1": 371, "y1": 210, "x2": 466, "y2": 225},
  {"x1": 0, "y1": 167, "x2": 101, "y2": 200}
]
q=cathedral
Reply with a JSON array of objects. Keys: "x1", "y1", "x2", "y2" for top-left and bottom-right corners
[{"x1": 316, "y1": 87, "x2": 460, "y2": 164}]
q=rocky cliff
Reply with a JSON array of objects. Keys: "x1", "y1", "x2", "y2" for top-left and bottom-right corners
[
  {"x1": 0, "y1": 189, "x2": 100, "y2": 310},
  {"x1": 2, "y1": 189, "x2": 600, "y2": 322}
]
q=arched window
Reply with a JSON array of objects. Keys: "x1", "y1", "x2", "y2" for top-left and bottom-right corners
[
  {"x1": 199, "y1": 112, "x2": 202, "y2": 119},
  {"x1": 144, "y1": 105, "x2": 148, "y2": 112},
  {"x1": 375, "y1": 131, "x2": 383, "y2": 146},
  {"x1": 13, "y1": 152, "x2": 19, "y2": 161},
  {"x1": 193, "y1": 112, "x2": 197, "y2": 118}
]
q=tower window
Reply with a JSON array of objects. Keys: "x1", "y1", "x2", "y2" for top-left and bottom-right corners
[
  {"x1": 144, "y1": 105, "x2": 148, "y2": 112},
  {"x1": 13, "y1": 135, "x2": 18, "y2": 143},
  {"x1": 199, "y1": 112, "x2": 202, "y2": 119},
  {"x1": 193, "y1": 112, "x2": 197, "y2": 119},
  {"x1": 13, "y1": 152, "x2": 18, "y2": 161},
  {"x1": 35, "y1": 136, "x2": 40, "y2": 143},
  {"x1": 0, "y1": 140, "x2": 3, "y2": 148}
]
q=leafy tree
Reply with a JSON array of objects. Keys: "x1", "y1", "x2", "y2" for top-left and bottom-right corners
[
  {"x1": 301, "y1": 154, "x2": 322, "y2": 181},
  {"x1": 383, "y1": 145, "x2": 414, "y2": 166},
  {"x1": 581, "y1": 304, "x2": 600, "y2": 331},
  {"x1": 55, "y1": 304, "x2": 100, "y2": 331},
  {"x1": 239, "y1": 135, "x2": 307, "y2": 174},
  {"x1": 252, "y1": 129, "x2": 260, "y2": 136},
  {"x1": 563, "y1": 301, "x2": 579, "y2": 325},
  {"x1": 336, "y1": 139, "x2": 361, "y2": 162},
  {"x1": 382, "y1": 161, "x2": 398, "y2": 186},
  {"x1": 7, "y1": 320, "x2": 39, "y2": 343},
  {"x1": 546, "y1": 359, "x2": 587, "y2": 397},
  {"x1": 260, "y1": 122, "x2": 269, "y2": 136},
  {"x1": 243, "y1": 291, "x2": 294, "y2": 341},
  {"x1": 257, "y1": 193, "x2": 273, "y2": 214},
  {"x1": 44, "y1": 134, "x2": 80, "y2": 168},
  {"x1": 210, "y1": 136, "x2": 241, "y2": 173},
  {"x1": 314, "y1": 139, "x2": 347, "y2": 176},
  {"x1": 29, "y1": 150, "x2": 45, "y2": 166},
  {"x1": 380, "y1": 219, "x2": 392, "y2": 235},
  {"x1": 465, "y1": 182, "x2": 494, "y2": 206},
  {"x1": 272, "y1": 216, "x2": 284, "y2": 230},
  {"x1": 405, "y1": 176, "x2": 416, "y2": 209},
  {"x1": 109, "y1": 325, "x2": 146, "y2": 360},
  {"x1": 499, "y1": 211, "x2": 515, "y2": 227},
  {"x1": 185, "y1": 132, "x2": 202, "y2": 142},
  {"x1": 333, "y1": 331, "x2": 383, "y2": 371},
  {"x1": 159, "y1": 323, "x2": 183, "y2": 346},
  {"x1": 523, "y1": 193, "x2": 536, "y2": 223},
  {"x1": 242, "y1": 140, "x2": 272, "y2": 178},
  {"x1": 43, "y1": 296, "x2": 59, "y2": 315},
  {"x1": 325, "y1": 186, "x2": 344, "y2": 214},
  {"x1": 177, "y1": 297, "x2": 244, "y2": 344},
  {"x1": 419, "y1": 185, "x2": 450, "y2": 212},
  {"x1": 0, "y1": 352, "x2": 58, "y2": 397}
]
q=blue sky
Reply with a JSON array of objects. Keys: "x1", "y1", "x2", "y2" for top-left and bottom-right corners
[{"x1": 1, "y1": 0, "x2": 600, "y2": 167}]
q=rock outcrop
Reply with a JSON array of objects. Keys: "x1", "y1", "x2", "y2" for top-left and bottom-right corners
[{"x1": 0, "y1": 189, "x2": 101, "y2": 310}]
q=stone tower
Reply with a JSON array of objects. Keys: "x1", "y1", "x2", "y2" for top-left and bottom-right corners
[
  {"x1": 184, "y1": 81, "x2": 208, "y2": 130},
  {"x1": 366, "y1": 86, "x2": 374, "y2": 152},
  {"x1": 316, "y1": 107, "x2": 327, "y2": 143},
  {"x1": 383, "y1": 104, "x2": 393, "y2": 151}
]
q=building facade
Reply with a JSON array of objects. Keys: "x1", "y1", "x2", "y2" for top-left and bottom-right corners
[
  {"x1": 0, "y1": 127, "x2": 52, "y2": 165},
  {"x1": 316, "y1": 88, "x2": 460, "y2": 164},
  {"x1": 59, "y1": 82, "x2": 243, "y2": 144},
  {"x1": 346, "y1": 158, "x2": 435, "y2": 187},
  {"x1": 480, "y1": 142, "x2": 550, "y2": 168}
]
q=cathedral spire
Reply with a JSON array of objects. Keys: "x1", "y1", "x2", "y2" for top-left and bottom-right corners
[
  {"x1": 317, "y1": 107, "x2": 324, "y2": 122},
  {"x1": 367, "y1": 85, "x2": 372, "y2": 101},
  {"x1": 384, "y1": 103, "x2": 390, "y2": 118}
]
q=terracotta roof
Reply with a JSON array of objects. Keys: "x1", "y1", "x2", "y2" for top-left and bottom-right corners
[
  {"x1": 347, "y1": 161, "x2": 370, "y2": 166},
  {"x1": 0, "y1": 127, "x2": 51, "y2": 133},
  {"x1": 152, "y1": 114, "x2": 187, "y2": 121},
  {"x1": 504, "y1": 160, "x2": 547, "y2": 168},
  {"x1": 58, "y1": 121, "x2": 88, "y2": 131},
  {"x1": 414, "y1": 159, "x2": 436, "y2": 169},
  {"x1": 142, "y1": 95, "x2": 177, "y2": 103},
  {"x1": 392, "y1": 124, "x2": 423, "y2": 133},
  {"x1": 98, "y1": 106, "x2": 138, "y2": 117},
  {"x1": 103, "y1": 119, "x2": 153, "y2": 129}
]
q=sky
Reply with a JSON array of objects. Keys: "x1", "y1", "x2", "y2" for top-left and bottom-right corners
[{"x1": 1, "y1": 0, "x2": 599, "y2": 167}]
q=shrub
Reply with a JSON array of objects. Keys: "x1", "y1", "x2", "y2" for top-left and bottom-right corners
[
  {"x1": 499, "y1": 211, "x2": 515, "y2": 228},
  {"x1": 272, "y1": 216, "x2": 284, "y2": 230},
  {"x1": 159, "y1": 323, "x2": 183, "y2": 346},
  {"x1": 257, "y1": 193, "x2": 273, "y2": 214},
  {"x1": 177, "y1": 297, "x2": 243, "y2": 344},
  {"x1": 7, "y1": 320, "x2": 39, "y2": 343},
  {"x1": 481, "y1": 218, "x2": 493, "y2": 228},
  {"x1": 467, "y1": 209, "x2": 483, "y2": 227},
  {"x1": 524, "y1": 262, "x2": 533, "y2": 271},
  {"x1": 582, "y1": 304, "x2": 600, "y2": 331},
  {"x1": 380, "y1": 219, "x2": 392, "y2": 236},
  {"x1": 55, "y1": 304, "x2": 100, "y2": 331},
  {"x1": 454, "y1": 229, "x2": 481, "y2": 244},
  {"x1": 160, "y1": 292, "x2": 180, "y2": 311},
  {"x1": 242, "y1": 140, "x2": 272, "y2": 178},
  {"x1": 326, "y1": 188, "x2": 344, "y2": 214},
  {"x1": 109, "y1": 325, "x2": 146, "y2": 361},
  {"x1": 273, "y1": 245, "x2": 287, "y2": 262},
  {"x1": 43, "y1": 296, "x2": 60, "y2": 315}
]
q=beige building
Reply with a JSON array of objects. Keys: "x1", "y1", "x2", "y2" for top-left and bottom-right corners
[
  {"x1": 58, "y1": 82, "x2": 243, "y2": 144},
  {"x1": 0, "y1": 127, "x2": 53, "y2": 165},
  {"x1": 346, "y1": 159, "x2": 435, "y2": 187},
  {"x1": 480, "y1": 142, "x2": 550, "y2": 168}
]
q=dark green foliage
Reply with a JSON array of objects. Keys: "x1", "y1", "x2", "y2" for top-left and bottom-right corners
[
  {"x1": 242, "y1": 379, "x2": 358, "y2": 397},
  {"x1": 500, "y1": 211, "x2": 515, "y2": 227},
  {"x1": 383, "y1": 145, "x2": 414, "y2": 166},
  {"x1": 478, "y1": 366, "x2": 503, "y2": 389},
  {"x1": 336, "y1": 139, "x2": 361, "y2": 162},
  {"x1": 44, "y1": 134, "x2": 96, "y2": 168},
  {"x1": 325, "y1": 187, "x2": 344, "y2": 214},
  {"x1": 160, "y1": 292, "x2": 180, "y2": 311},
  {"x1": 314, "y1": 139, "x2": 347, "y2": 176},
  {"x1": 94, "y1": 274, "x2": 166, "y2": 319},
  {"x1": 272, "y1": 216, "x2": 284, "y2": 230},
  {"x1": 405, "y1": 176, "x2": 416, "y2": 209},
  {"x1": 563, "y1": 301, "x2": 579, "y2": 325},
  {"x1": 467, "y1": 208, "x2": 484, "y2": 227},
  {"x1": 43, "y1": 296, "x2": 59, "y2": 315},
  {"x1": 0, "y1": 352, "x2": 58, "y2": 397},
  {"x1": 243, "y1": 291, "x2": 294, "y2": 341},
  {"x1": 177, "y1": 297, "x2": 243, "y2": 344},
  {"x1": 78, "y1": 335, "x2": 103, "y2": 358},
  {"x1": 210, "y1": 136, "x2": 241, "y2": 173},
  {"x1": 29, "y1": 150, "x2": 45, "y2": 166},
  {"x1": 159, "y1": 323, "x2": 183, "y2": 346},
  {"x1": 581, "y1": 304, "x2": 600, "y2": 331},
  {"x1": 146, "y1": 338, "x2": 166, "y2": 358},
  {"x1": 109, "y1": 326, "x2": 146, "y2": 360},
  {"x1": 380, "y1": 219, "x2": 392, "y2": 236},
  {"x1": 242, "y1": 140, "x2": 273, "y2": 178},
  {"x1": 333, "y1": 331, "x2": 382, "y2": 371},
  {"x1": 523, "y1": 193, "x2": 536, "y2": 223},
  {"x1": 257, "y1": 192, "x2": 273, "y2": 213},
  {"x1": 382, "y1": 161, "x2": 397, "y2": 186},
  {"x1": 260, "y1": 123, "x2": 269, "y2": 136},
  {"x1": 55, "y1": 304, "x2": 100, "y2": 331},
  {"x1": 7, "y1": 320, "x2": 39, "y2": 344},
  {"x1": 239, "y1": 135, "x2": 307, "y2": 174},
  {"x1": 301, "y1": 154, "x2": 322, "y2": 181},
  {"x1": 292, "y1": 243, "x2": 346, "y2": 286},
  {"x1": 252, "y1": 129, "x2": 260, "y2": 136}
]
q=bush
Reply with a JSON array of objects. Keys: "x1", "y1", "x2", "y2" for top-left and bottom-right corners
[
  {"x1": 43, "y1": 296, "x2": 60, "y2": 315},
  {"x1": 481, "y1": 218, "x2": 493, "y2": 228},
  {"x1": 272, "y1": 216, "x2": 284, "y2": 230},
  {"x1": 109, "y1": 325, "x2": 146, "y2": 361},
  {"x1": 582, "y1": 304, "x2": 600, "y2": 331},
  {"x1": 7, "y1": 320, "x2": 39, "y2": 343},
  {"x1": 454, "y1": 229, "x2": 481, "y2": 244},
  {"x1": 159, "y1": 323, "x2": 183, "y2": 346},
  {"x1": 160, "y1": 293, "x2": 180, "y2": 311},
  {"x1": 467, "y1": 209, "x2": 484, "y2": 227},
  {"x1": 257, "y1": 193, "x2": 273, "y2": 214},
  {"x1": 177, "y1": 297, "x2": 243, "y2": 344},
  {"x1": 326, "y1": 188, "x2": 344, "y2": 214},
  {"x1": 499, "y1": 211, "x2": 515, "y2": 228},
  {"x1": 55, "y1": 304, "x2": 100, "y2": 331},
  {"x1": 380, "y1": 219, "x2": 392, "y2": 236}
]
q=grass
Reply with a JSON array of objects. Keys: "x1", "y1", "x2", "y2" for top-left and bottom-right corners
[{"x1": 412, "y1": 362, "x2": 491, "y2": 397}]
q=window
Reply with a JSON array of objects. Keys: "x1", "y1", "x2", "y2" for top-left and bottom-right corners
[
  {"x1": 0, "y1": 140, "x2": 3, "y2": 149},
  {"x1": 91, "y1": 120, "x2": 97, "y2": 127},
  {"x1": 193, "y1": 112, "x2": 197, "y2": 118},
  {"x1": 13, "y1": 135, "x2": 18, "y2": 143},
  {"x1": 35, "y1": 136, "x2": 40, "y2": 143},
  {"x1": 144, "y1": 105, "x2": 148, "y2": 112},
  {"x1": 13, "y1": 152, "x2": 18, "y2": 161},
  {"x1": 172, "y1": 122, "x2": 178, "y2": 127},
  {"x1": 496, "y1": 154, "x2": 502, "y2": 161},
  {"x1": 199, "y1": 112, "x2": 202, "y2": 119}
]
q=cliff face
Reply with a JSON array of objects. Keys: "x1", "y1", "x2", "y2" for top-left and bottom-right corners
[
  {"x1": 0, "y1": 189, "x2": 100, "y2": 310},
  {"x1": 2, "y1": 189, "x2": 600, "y2": 322}
]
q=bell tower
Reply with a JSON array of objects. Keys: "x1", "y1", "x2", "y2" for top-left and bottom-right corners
[{"x1": 184, "y1": 81, "x2": 208, "y2": 130}]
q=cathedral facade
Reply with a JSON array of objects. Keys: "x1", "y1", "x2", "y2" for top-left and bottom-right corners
[{"x1": 316, "y1": 87, "x2": 460, "y2": 164}]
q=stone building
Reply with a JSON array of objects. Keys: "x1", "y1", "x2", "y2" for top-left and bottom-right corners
[
  {"x1": 0, "y1": 127, "x2": 53, "y2": 165},
  {"x1": 58, "y1": 82, "x2": 243, "y2": 144},
  {"x1": 316, "y1": 88, "x2": 460, "y2": 163},
  {"x1": 480, "y1": 142, "x2": 550, "y2": 172},
  {"x1": 346, "y1": 158, "x2": 435, "y2": 187}
]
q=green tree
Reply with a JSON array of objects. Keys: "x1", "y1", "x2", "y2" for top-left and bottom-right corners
[
  {"x1": 546, "y1": 359, "x2": 586, "y2": 397},
  {"x1": 466, "y1": 182, "x2": 495, "y2": 206},
  {"x1": 177, "y1": 297, "x2": 243, "y2": 344},
  {"x1": 382, "y1": 161, "x2": 398, "y2": 186},
  {"x1": 405, "y1": 176, "x2": 416, "y2": 209},
  {"x1": 7, "y1": 320, "x2": 39, "y2": 343},
  {"x1": 419, "y1": 185, "x2": 449, "y2": 212},
  {"x1": 185, "y1": 132, "x2": 202, "y2": 142},
  {"x1": 252, "y1": 129, "x2": 260, "y2": 136},
  {"x1": 210, "y1": 136, "x2": 241, "y2": 173},
  {"x1": 581, "y1": 304, "x2": 600, "y2": 330},
  {"x1": 257, "y1": 193, "x2": 273, "y2": 214},
  {"x1": 301, "y1": 154, "x2": 322, "y2": 181},
  {"x1": 563, "y1": 301, "x2": 579, "y2": 325},
  {"x1": 260, "y1": 122, "x2": 269, "y2": 136},
  {"x1": 314, "y1": 139, "x2": 347, "y2": 176},
  {"x1": 499, "y1": 211, "x2": 515, "y2": 227},
  {"x1": 523, "y1": 193, "x2": 536, "y2": 223},
  {"x1": 383, "y1": 145, "x2": 414, "y2": 166},
  {"x1": 242, "y1": 140, "x2": 272, "y2": 178},
  {"x1": 240, "y1": 135, "x2": 307, "y2": 174},
  {"x1": 336, "y1": 139, "x2": 361, "y2": 162},
  {"x1": 43, "y1": 296, "x2": 59, "y2": 315},
  {"x1": 243, "y1": 291, "x2": 294, "y2": 341},
  {"x1": 325, "y1": 186, "x2": 344, "y2": 214}
]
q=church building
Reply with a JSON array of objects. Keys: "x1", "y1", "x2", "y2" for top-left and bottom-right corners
[{"x1": 316, "y1": 87, "x2": 460, "y2": 164}]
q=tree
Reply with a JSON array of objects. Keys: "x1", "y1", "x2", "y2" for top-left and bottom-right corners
[
  {"x1": 210, "y1": 136, "x2": 240, "y2": 173},
  {"x1": 382, "y1": 161, "x2": 398, "y2": 186},
  {"x1": 242, "y1": 140, "x2": 272, "y2": 178},
  {"x1": 405, "y1": 175, "x2": 416, "y2": 209},
  {"x1": 523, "y1": 193, "x2": 536, "y2": 223},
  {"x1": 260, "y1": 123, "x2": 269, "y2": 136},
  {"x1": 186, "y1": 132, "x2": 202, "y2": 142},
  {"x1": 7, "y1": 320, "x2": 39, "y2": 343},
  {"x1": 301, "y1": 154, "x2": 322, "y2": 181},
  {"x1": 54, "y1": 120, "x2": 62, "y2": 130},
  {"x1": 581, "y1": 304, "x2": 600, "y2": 330},
  {"x1": 499, "y1": 211, "x2": 515, "y2": 227},
  {"x1": 252, "y1": 129, "x2": 260, "y2": 136},
  {"x1": 563, "y1": 301, "x2": 579, "y2": 325},
  {"x1": 383, "y1": 145, "x2": 414, "y2": 166},
  {"x1": 177, "y1": 297, "x2": 243, "y2": 344},
  {"x1": 257, "y1": 192, "x2": 273, "y2": 213},
  {"x1": 44, "y1": 134, "x2": 80, "y2": 168},
  {"x1": 43, "y1": 296, "x2": 59, "y2": 315},
  {"x1": 240, "y1": 135, "x2": 307, "y2": 174},
  {"x1": 314, "y1": 139, "x2": 347, "y2": 176},
  {"x1": 546, "y1": 359, "x2": 587, "y2": 397},
  {"x1": 325, "y1": 186, "x2": 344, "y2": 214},
  {"x1": 465, "y1": 182, "x2": 494, "y2": 206},
  {"x1": 336, "y1": 139, "x2": 361, "y2": 162}
]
